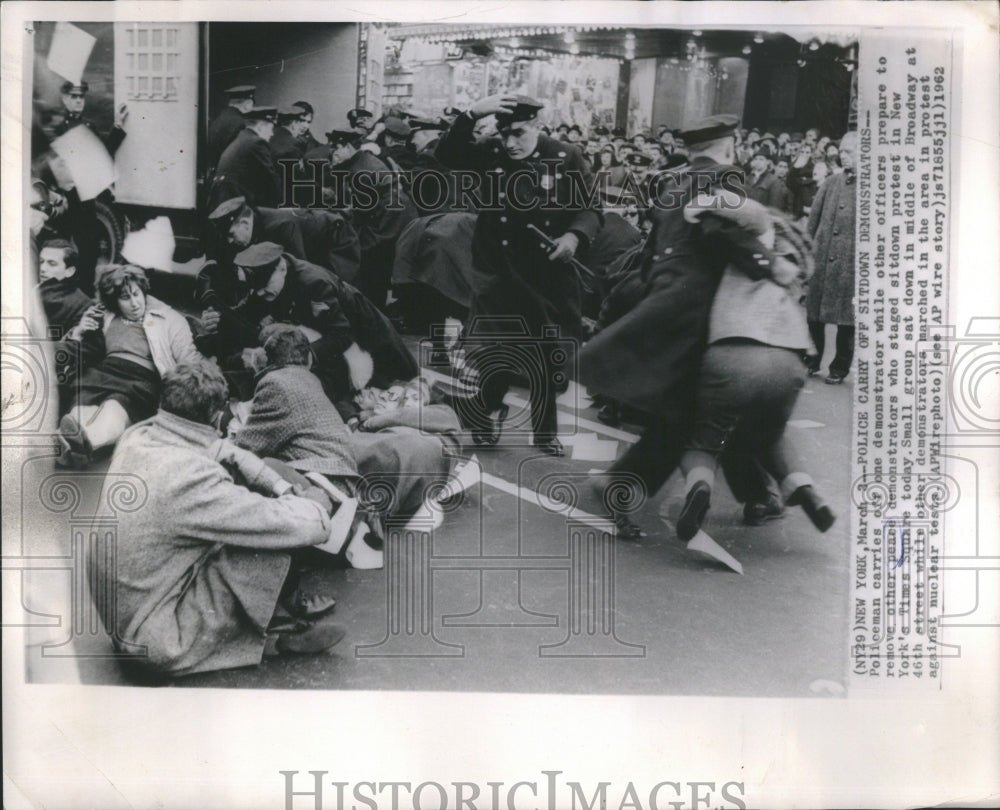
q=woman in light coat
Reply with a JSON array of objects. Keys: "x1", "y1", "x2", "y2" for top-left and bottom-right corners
[{"x1": 58, "y1": 264, "x2": 203, "y2": 467}]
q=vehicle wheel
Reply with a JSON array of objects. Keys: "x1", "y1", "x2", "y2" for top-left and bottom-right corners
[{"x1": 93, "y1": 200, "x2": 126, "y2": 266}]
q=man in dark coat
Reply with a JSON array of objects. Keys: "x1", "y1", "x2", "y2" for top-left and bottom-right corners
[
  {"x1": 805, "y1": 131, "x2": 858, "y2": 383},
  {"x1": 322, "y1": 129, "x2": 418, "y2": 310},
  {"x1": 195, "y1": 242, "x2": 417, "y2": 407},
  {"x1": 435, "y1": 94, "x2": 603, "y2": 455},
  {"x1": 36, "y1": 239, "x2": 92, "y2": 338},
  {"x1": 746, "y1": 150, "x2": 791, "y2": 210},
  {"x1": 211, "y1": 107, "x2": 282, "y2": 210},
  {"x1": 580, "y1": 114, "x2": 783, "y2": 526},
  {"x1": 270, "y1": 106, "x2": 307, "y2": 165},
  {"x1": 206, "y1": 195, "x2": 361, "y2": 284},
  {"x1": 206, "y1": 85, "x2": 255, "y2": 171},
  {"x1": 292, "y1": 101, "x2": 323, "y2": 154}
]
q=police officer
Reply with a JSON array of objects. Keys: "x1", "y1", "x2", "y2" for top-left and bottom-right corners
[
  {"x1": 205, "y1": 194, "x2": 361, "y2": 284},
  {"x1": 435, "y1": 94, "x2": 603, "y2": 456},
  {"x1": 270, "y1": 106, "x2": 308, "y2": 164},
  {"x1": 322, "y1": 129, "x2": 417, "y2": 310},
  {"x1": 46, "y1": 80, "x2": 129, "y2": 293},
  {"x1": 212, "y1": 106, "x2": 282, "y2": 210},
  {"x1": 207, "y1": 85, "x2": 255, "y2": 170}
]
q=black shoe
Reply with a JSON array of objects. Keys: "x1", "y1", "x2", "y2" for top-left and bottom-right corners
[
  {"x1": 613, "y1": 515, "x2": 646, "y2": 541},
  {"x1": 743, "y1": 498, "x2": 785, "y2": 526},
  {"x1": 786, "y1": 485, "x2": 836, "y2": 532},
  {"x1": 824, "y1": 372, "x2": 846, "y2": 385},
  {"x1": 59, "y1": 414, "x2": 92, "y2": 468},
  {"x1": 264, "y1": 615, "x2": 346, "y2": 657},
  {"x1": 532, "y1": 437, "x2": 564, "y2": 457},
  {"x1": 471, "y1": 404, "x2": 509, "y2": 447},
  {"x1": 677, "y1": 481, "x2": 711, "y2": 542}
]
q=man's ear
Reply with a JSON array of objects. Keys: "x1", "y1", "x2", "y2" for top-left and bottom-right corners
[{"x1": 64, "y1": 264, "x2": 77, "y2": 278}]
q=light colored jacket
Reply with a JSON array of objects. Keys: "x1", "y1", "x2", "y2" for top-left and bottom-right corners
[
  {"x1": 101, "y1": 296, "x2": 202, "y2": 376},
  {"x1": 97, "y1": 409, "x2": 330, "y2": 676},
  {"x1": 709, "y1": 257, "x2": 813, "y2": 351}
]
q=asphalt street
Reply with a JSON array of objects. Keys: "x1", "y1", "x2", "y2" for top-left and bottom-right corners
[{"x1": 29, "y1": 333, "x2": 853, "y2": 697}]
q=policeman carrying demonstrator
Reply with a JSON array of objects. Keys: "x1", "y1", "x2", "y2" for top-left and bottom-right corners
[{"x1": 435, "y1": 94, "x2": 603, "y2": 456}]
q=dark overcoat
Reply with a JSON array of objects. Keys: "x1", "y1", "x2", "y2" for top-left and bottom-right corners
[
  {"x1": 214, "y1": 128, "x2": 282, "y2": 209},
  {"x1": 253, "y1": 207, "x2": 361, "y2": 285},
  {"x1": 207, "y1": 107, "x2": 246, "y2": 169},
  {"x1": 579, "y1": 157, "x2": 778, "y2": 417},
  {"x1": 806, "y1": 171, "x2": 856, "y2": 325},
  {"x1": 245, "y1": 255, "x2": 419, "y2": 389},
  {"x1": 434, "y1": 113, "x2": 603, "y2": 341}
]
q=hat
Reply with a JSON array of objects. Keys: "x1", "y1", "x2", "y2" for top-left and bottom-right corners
[
  {"x1": 383, "y1": 116, "x2": 412, "y2": 138},
  {"x1": 234, "y1": 241, "x2": 284, "y2": 274},
  {"x1": 759, "y1": 132, "x2": 777, "y2": 144},
  {"x1": 61, "y1": 81, "x2": 88, "y2": 95},
  {"x1": 612, "y1": 127, "x2": 626, "y2": 138},
  {"x1": 626, "y1": 152, "x2": 652, "y2": 167},
  {"x1": 224, "y1": 85, "x2": 256, "y2": 99},
  {"x1": 751, "y1": 149, "x2": 774, "y2": 162},
  {"x1": 556, "y1": 123, "x2": 570, "y2": 132},
  {"x1": 347, "y1": 108, "x2": 373, "y2": 126},
  {"x1": 326, "y1": 128, "x2": 361, "y2": 146},
  {"x1": 679, "y1": 114, "x2": 740, "y2": 146},
  {"x1": 245, "y1": 106, "x2": 277, "y2": 122},
  {"x1": 277, "y1": 106, "x2": 307, "y2": 123},
  {"x1": 495, "y1": 96, "x2": 544, "y2": 129},
  {"x1": 593, "y1": 126, "x2": 610, "y2": 137},
  {"x1": 207, "y1": 196, "x2": 248, "y2": 222},
  {"x1": 410, "y1": 118, "x2": 446, "y2": 132},
  {"x1": 443, "y1": 106, "x2": 462, "y2": 116}
]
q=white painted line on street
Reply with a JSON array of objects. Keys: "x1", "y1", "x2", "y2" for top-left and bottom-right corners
[{"x1": 480, "y1": 471, "x2": 615, "y2": 532}]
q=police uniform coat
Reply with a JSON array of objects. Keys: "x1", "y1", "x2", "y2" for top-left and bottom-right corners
[
  {"x1": 806, "y1": 170, "x2": 856, "y2": 325},
  {"x1": 269, "y1": 125, "x2": 304, "y2": 165},
  {"x1": 214, "y1": 128, "x2": 282, "y2": 209},
  {"x1": 579, "y1": 157, "x2": 778, "y2": 417},
  {"x1": 434, "y1": 112, "x2": 603, "y2": 341},
  {"x1": 206, "y1": 106, "x2": 246, "y2": 169},
  {"x1": 53, "y1": 111, "x2": 126, "y2": 157},
  {"x1": 234, "y1": 254, "x2": 418, "y2": 395},
  {"x1": 252, "y1": 207, "x2": 361, "y2": 285},
  {"x1": 322, "y1": 149, "x2": 418, "y2": 307}
]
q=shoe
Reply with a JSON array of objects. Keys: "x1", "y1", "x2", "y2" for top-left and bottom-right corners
[
  {"x1": 786, "y1": 485, "x2": 836, "y2": 532},
  {"x1": 471, "y1": 404, "x2": 509, "y2": 447},
  {"x1": 743, "y1": 498, "x2": 785, "y2": 526},
  {"x1": 59, "y1": 414, "x2": 92, "y2": 468},
  {"x1": 282, "y1": 587, "x2": 337, "y2": 619},
  {"x1": 677, "y1": 480, "x2": 711, "y2": 542},
  {"x1": 807, "y1": 367, "x2": 821, "y2": 378},
  {"x1": 532, "y1": 437, "x2": 564, "y2": 457},
  {"x1": 824, "y1": 372, "x2": 846, "y2": 385},
  {"x1": 264, "y1": 615, "x2": 345, "y2": 657},
  {"x1": 613, "y1": 515, "x2": 646, "y2": 541}
]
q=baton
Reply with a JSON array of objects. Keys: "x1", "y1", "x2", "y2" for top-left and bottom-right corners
[{"x1": 526, "y1": 224, "x2": 602, "y2": 294}]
